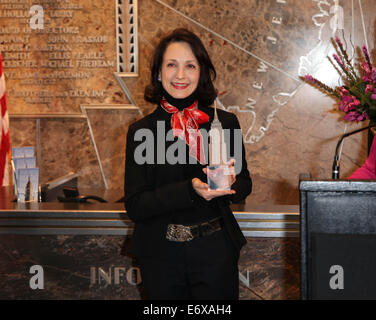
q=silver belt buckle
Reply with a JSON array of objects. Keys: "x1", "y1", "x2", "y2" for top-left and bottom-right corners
[{"x1": 166, "y1": 224, "x2": 194, "y2": 242}]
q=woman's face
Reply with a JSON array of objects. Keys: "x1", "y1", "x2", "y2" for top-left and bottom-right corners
[{"x1": 161, "y1": 41, "x2": 200, "y2": 99}]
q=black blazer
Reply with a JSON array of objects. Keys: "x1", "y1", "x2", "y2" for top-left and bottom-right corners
[{"x1": 124, "y1": 103, "x2": 252, "y2": 260}]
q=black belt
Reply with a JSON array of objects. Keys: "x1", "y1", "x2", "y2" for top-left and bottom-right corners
[{"x1": 166, "y1": 217, "x2": 223, "y2": 242}]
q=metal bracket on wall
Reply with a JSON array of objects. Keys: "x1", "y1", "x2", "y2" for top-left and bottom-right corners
[{"x1": 80, "y1": 104, "x2": 142, "y2": 190}]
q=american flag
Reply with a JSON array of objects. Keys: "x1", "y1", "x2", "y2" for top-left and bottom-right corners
[{"x1": 0, "y1": 53, "x2": 10, "y2": 186}]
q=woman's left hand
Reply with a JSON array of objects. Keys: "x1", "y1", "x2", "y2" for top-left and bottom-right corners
[
  {"x1": 191, "y1": 178, "x2": 236, "y2": 201},
  {"x1": 191, "y1": 158, "x2": 237, "y2": 201}
]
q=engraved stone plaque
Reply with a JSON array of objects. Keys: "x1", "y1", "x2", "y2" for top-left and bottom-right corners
[{"x1": 0, "y1": 0, "x2": 127, "y2": 114}]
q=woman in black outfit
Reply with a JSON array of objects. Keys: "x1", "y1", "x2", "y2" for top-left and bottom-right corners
[{"x1": 124, "y1": 28, "x2": 252, "y2": 300}]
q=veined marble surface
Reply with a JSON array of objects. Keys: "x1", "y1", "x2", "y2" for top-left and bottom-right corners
[
  {"x1": 6, "y1": 0, "x2": 376, "y2": 204},
  {"x1": 0, "y1": 235, "x2": 299, "y2": 300}
]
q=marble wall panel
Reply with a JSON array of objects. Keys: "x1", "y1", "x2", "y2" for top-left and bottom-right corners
[
  {"x1": 40, "y1": 118, "x2": 102, "y2": 187},
  {"x1": 5, "y1": 0, "x2": 376, "y2": 204},
  {"x1": 127, "y1": 0, "x2": 375, "y2": 205},
  {"x1": 85, "y1": 108, "x2": 142, "y2": 190},
  {"x1": 9, "y1": 119, "x2": 36, "y2": 150},
  {"x1": 9, "y1": 109, "x2": 142, "y2": 190}
]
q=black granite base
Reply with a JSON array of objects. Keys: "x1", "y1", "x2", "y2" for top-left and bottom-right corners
[{"x1": 0, "y1": 235, "x2": 299, "y2": 300}]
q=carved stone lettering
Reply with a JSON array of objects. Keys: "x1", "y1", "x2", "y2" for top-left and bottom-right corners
[{"x1": 0, "y1": 0, "x2": 117, "y2": 113}]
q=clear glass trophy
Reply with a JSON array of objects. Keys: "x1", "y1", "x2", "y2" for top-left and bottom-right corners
[
  {"x1": 207, "y1": 101, "x2": 232, "y2": 191},
  {"x1": 207, "y1": 164, "x2": 231, "y2": 190}
]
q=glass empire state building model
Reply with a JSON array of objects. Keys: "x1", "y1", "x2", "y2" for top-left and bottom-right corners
[{"x1": 207, "y1": 100, "x2": 231, "y2": 190}]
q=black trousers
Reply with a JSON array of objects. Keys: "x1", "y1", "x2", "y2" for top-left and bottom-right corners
[{"x1": 138, "y1": 229, "x2": 239, "y2": 300}]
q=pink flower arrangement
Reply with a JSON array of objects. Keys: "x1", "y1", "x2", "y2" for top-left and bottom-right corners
[{"x1": 303, "y1": 36, "x2": 376, "y2": 123}]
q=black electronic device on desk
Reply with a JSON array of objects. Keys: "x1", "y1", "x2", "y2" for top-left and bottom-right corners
[
  {"x1": 40, "y1": 172, "x2": 79, "y2": 202},
  {"x1": 57, "y1": 186, "x2": 107, "y2": 203},
  {"x1": 40, "y1": 172, "x2": 107, "y2": 203}
]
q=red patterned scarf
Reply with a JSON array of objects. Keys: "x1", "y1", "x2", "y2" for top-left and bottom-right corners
[{"x1": 160, "y1": 98, "x2": 209, "y2": 164}]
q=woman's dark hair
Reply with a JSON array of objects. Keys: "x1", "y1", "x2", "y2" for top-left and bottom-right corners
[{"x1": 144, "y1": 28, "x2": 217, "y2": 106}]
